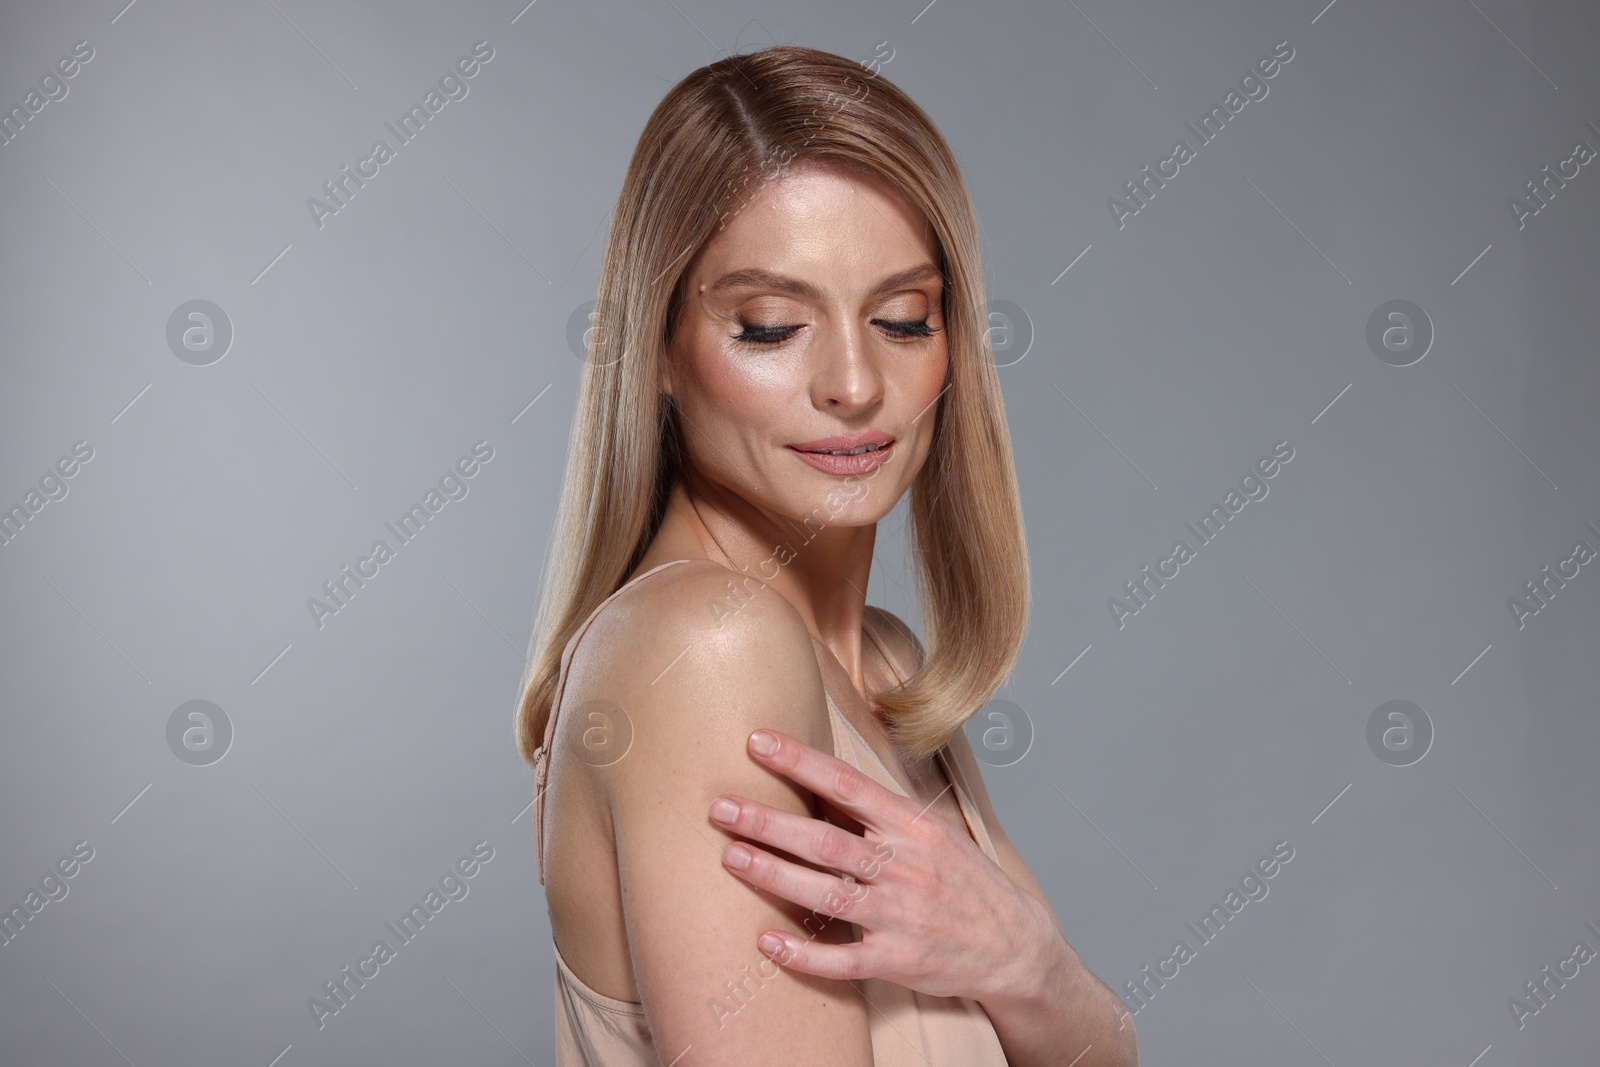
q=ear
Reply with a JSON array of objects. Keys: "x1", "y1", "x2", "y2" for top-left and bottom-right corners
[{"x1": 657, "y1": 348, "x2": 674, "y2": 398}]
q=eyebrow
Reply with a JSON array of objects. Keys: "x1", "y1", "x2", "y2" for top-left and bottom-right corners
[{"x1": 707, "y1": 262, "x2": 943, "y2": 300}]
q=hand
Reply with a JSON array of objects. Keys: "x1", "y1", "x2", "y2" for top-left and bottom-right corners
[{"x1": 707, "y1": 727, "x2": 1053, "y2": 1004}]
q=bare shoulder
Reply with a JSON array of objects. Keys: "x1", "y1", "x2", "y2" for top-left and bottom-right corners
[
  {"x1": 557, "y1": 557, "x2": 840, "y2": 809},
  {"x1": 560, "y1": 559, "x2": 872, "y2": 1063},
  {"x1": 563, "y1": 558, "x2": 836, "y2": 764}
]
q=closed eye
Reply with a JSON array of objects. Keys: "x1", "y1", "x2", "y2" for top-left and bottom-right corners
[
  {"x1": 731, "y1": 321, "x2": 801, "y2": 345},
  {"x1": 876, "y1": 318, "x2": 938, "y2": 339},
  {"x1": 731, "y1": 319, "x2": 940, "y2": 346}
]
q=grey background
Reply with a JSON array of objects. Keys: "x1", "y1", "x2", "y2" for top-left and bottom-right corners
[{"x1": 2, "y1": 0, "x2": 1597, "y2": 1063}]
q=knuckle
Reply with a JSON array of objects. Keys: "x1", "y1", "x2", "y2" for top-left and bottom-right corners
[
  {"x1": 856, "y1": 839, "x2": 894, "y2": 878},
  {"x1": 834, "y1": 950, "x2": 864, "y2": 981},
  {"x1": 749, "y1": 804, "x2": 775, "y2": 839},
  {"x1": 819, "y1": 884, "x2": 853, "y2": 918},
  {"x1": 832, "y1": 761, "x2": 866, "y2": 803},
  {"x1": 814, "y1": 825, "x2": 849, "y2": 867}
]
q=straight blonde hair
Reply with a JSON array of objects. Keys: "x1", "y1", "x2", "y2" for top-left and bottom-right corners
[{"x1": 515, "y1": 44, "x2": 1029, "y2": 766}]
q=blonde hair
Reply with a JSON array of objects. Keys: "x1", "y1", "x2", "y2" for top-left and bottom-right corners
[{"x1": 514, "y1": 44, "x2": 1029, "y2": 766}]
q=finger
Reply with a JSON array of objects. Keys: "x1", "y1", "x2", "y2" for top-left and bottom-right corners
[
  {"x1": 722, "y1": 840, "x2": 880, "y2": 924},
  {"x1": 747, "y1": 728, "x2": 918, "y2": 831},
  {"x1": 758, "y1": 928, "x2": 876, "y2": 983},
  {"x1": 710, "y1": 794, "x2": 885, "y2": 881}
]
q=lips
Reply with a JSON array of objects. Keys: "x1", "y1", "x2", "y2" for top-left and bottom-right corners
[
  {"x1": 788, "y1": 438, "x2": 896, "y2": 476},
  {"x1": 787, "y1": 431, "x2": 895, "y2": 455}
]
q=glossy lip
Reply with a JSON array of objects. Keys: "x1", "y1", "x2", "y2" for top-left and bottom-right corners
[
  {"x1": 786, "y1": 431, "x2": 896, "y2": 454},
  {"x1": 790, "y1": 441, "x2": 895, "y2": 476}
]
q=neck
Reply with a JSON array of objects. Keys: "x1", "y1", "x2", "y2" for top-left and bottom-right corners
[{"x1": 650, "y1": 472, "x2": 879, "y2": 689}]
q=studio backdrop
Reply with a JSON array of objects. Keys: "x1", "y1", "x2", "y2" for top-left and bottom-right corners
[{"x1": 2, "y1": 0, "x2": 1597, "y2": 1063}]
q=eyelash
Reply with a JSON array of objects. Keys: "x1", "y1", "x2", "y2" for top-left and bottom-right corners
[{"x1": 731, "y1": 318, "x2": 939, "y2": 346}]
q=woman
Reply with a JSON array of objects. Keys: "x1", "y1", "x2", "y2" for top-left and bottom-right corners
[{"x1": 515, "y1": 45, "x2": 1137, "y2": 1066}]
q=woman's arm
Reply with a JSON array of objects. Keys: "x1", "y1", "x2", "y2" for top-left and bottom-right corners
[{"x1": 589, "y1": 570, "x2": 875, "y2": 1065}]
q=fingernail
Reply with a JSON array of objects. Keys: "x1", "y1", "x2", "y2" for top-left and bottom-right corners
[
  {"x1": 724, "y1": 843, "x2": 751, "y2": 870},
  {"x1": 758, "y1": 933, "x2": 785, "y2": 956},
  {"x1": 710, "y1": 797, "x2": 739, "y2": 823},
  {"x1": 749, "y1": 730, "x2": 777, "y2": 756}
]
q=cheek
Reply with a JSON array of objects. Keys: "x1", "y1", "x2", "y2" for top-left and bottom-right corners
[
  {"x1": 913, "y1": 341, "x2": 950, "y2": 403},
  {"x1": 693, "y1": 345, "x2": 803, "y2": 420}
]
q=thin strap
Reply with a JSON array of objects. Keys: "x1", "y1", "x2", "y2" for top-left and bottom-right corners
[
  {"x1": 533, "y1": 558, "x2": 696, "y2": 885},
  {"x1": 937, "y1": 745, "x2": 1000, "y2": 864},
  {"x1": 862, "y1": 613, "x2": 1001, "y2": 865},
  {"x1": 861, "y1": 609, "x2": 917, "y2": 688}
]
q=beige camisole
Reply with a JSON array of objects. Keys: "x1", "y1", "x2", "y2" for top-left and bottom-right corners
[{"x1": 532, "y1": 558, "x2": 1010, "y2": 1065}]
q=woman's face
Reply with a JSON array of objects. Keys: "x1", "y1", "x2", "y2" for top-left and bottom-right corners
[{"x1": 662, "y1": 161, "x2": 950, "y2": 529}]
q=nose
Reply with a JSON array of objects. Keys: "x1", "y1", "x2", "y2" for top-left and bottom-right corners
[{"x1": 811, "y1": 321, "x2": 885, "y2": 414}]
